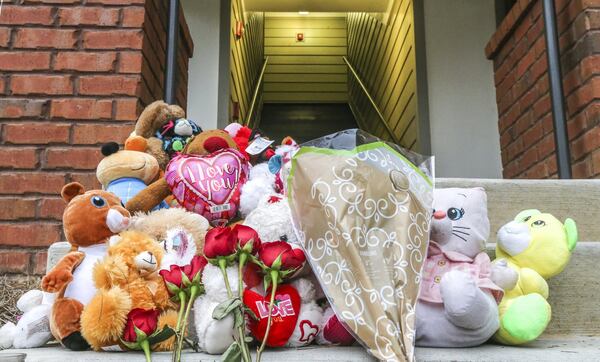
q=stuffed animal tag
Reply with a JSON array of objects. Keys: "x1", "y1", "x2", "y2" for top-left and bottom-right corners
[{"x1": 243, "y1": 285, "x2": 301, "y2": 347}]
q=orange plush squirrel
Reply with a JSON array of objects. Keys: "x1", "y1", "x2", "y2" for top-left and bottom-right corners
[{"x1": 41, "y1": 182, "x2": 130, "y2": 350}]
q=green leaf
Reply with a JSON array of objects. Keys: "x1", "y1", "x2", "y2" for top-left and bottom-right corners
[
  {"x1": 233, "y1": 309, "x2": 244, "y2": 329},
  {"x1": 271, "y1": 254, "x2": 282, "y2": 271},
  {"x1": 119, "y1": 337, "x2": 141, "y2": 351},
  {"x1": 165, "y1": 281, "x2": 181, "y2": 296},
  {"x1": 146, "y1": 325, "x2": 176, "y2": 346},
  {"x1": 242, "y1": 239, "x2": 254, "y2": 253},
  {"x1": 134, "y1": 325, "x2": 148, "y2": 341},
  {"x1": 181, "y1": 271, "x2": 192, "y2": 287},
  {"x1": 243, "y1": 306, "x2": 258, "y2": 321},
  {"x1": 221, "y1": 341, "x2": 242, "y2": 362},
  {"x1": 213, "y1": 298, "x2": 242, "y2": 320}
]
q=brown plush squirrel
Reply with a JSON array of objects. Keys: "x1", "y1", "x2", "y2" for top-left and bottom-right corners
[{"x1": 125, "y1": 129, "x2": 238, "y2": 213}]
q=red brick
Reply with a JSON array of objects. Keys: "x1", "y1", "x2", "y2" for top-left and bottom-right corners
[
  {"x1": 533, "y1": 95, "x2": 551, "y2": 118},
  {"x1": 0, "y1": 198, "x2": 37, "y2": 220},
  {"x1": 3, "y1": 123, "x2": 70, "y2": 144},
  {"x1": 83, "y1": 30, "x2": 143, "y2": 50},
  {"x1": 0, "y1": 223, "x2": 61, "y2": 247},
  {"x1": 50, "y1": 98, "x2": 112, "y2": 120},
  {"x1": 79, "y1": 75, "x2": 140, "y2": 96},
  {"x1": 0, "y1": 251, "x2": 30, "y2": 274},
  {"x1": 58, "y1": 7, "x2": 119, "y2": 26},
  {"x1": 516, "y1": 51, "x2": 536, "y2": 78},
  {"x1": 11, "y1": 74, "x2": 73, "y2": 95},
  {"x1": 54, "y1": 51, "x2": 117, "y2": 72},
  {"x1": 580, "y1": 55, "x2": 600, "y2": 81},
  {"x1": 118, "y1": 51, "x2": 143, "y2": 73},
  {"x1": 72, "y1": 124, "x2": 133, "y2": 144},
  {"x1": 520, "y1": 148, "x2": 539, "y2": 169},
  {"x1": 114, "y1": 98, "x2": 139, "y2": 121},
  {"x1": 0, "y1": 99, "x2": 46, "y2": 118},
  {"x1": 563, "y1": 66, "x2": 581, "y2": 95},
  {"x1": 571, "y1": 127, "x2": 600, "y2": 160},
  {"x1": 567, "y1": 111, "x2": 588, "y2": 140},
  {"x1": 567, "y1": 77, "x2": 600, "y2": 114},
  {"x1": 33, "y1": 251, "x2": 48, "y2": 275},
  {"x1": 39, "y1": 197, "x2": 65, "y2": 220},
  {"x1": 14, "y1": 28, "x2": 77, "y2": 49},
  {"x1": 0, "y1": 147, "x2": 38, "y2": 169},
  {"x1": 525, "y1": 160, "x2": 548, "y2": 178},
  {"x1": 24, "y1": 0, "x2": 80, "y2": 3},
  {"x1": 0, "y1": 51, "x2": 51, "y2": 71},
  {"x1": 537, "y1": 134, "x2": 556, "y2": 159},
  {"x1": 122, "y1": 7, "x2": 145, "y2": 28},
  {"x1": 591, "y1": 149, "x2": 600, "y2": 176},
  {"x1": 572, "y1": 158, "x2": 591, "y2": 178},
  {"x1": 0, "y1": 27, "x2": 10, "y2": 47},
  {"x1": 0, "y1": 6, "x2": 53, "y2": 25},
  {"x1": 522, "y1": 123, "x2": 544, "y2": 145},
  {"x1": 44, "y1": 147, "x2": 102, "y2": 170},
  {"x1": 0, "y1": 172, "x2": 65, "y2": 194},
  {"x1": 69, "y1": 172, "x2": 101, "y2": 190}
]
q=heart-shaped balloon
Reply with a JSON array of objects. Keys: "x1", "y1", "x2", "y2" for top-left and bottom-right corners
[
  {"x1": 243, "y1": 285, "x2": 300, "y2": 347},
  {"x1": 165, "y1": 148, "x2": 249, "y2": 226}
]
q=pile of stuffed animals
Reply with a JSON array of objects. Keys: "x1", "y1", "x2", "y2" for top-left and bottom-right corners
[{"x1": 0, "y1": 100, "x2": 578, "y2": 355}]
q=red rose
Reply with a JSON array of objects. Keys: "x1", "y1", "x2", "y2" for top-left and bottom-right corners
[
  {"x1": 204, "y1": 226, "x2": 236, "y2": 258},
  {"x1": 160, "y1": 264, "x2": 183, "y2": 291},
  {"x1": 182, "y1": 255, "x2": 207, "y2": 281},
  {"x1": 231, "y1": 224, "x2": 261, "y2": 254},
  {"x1": 258, "y1": 241, "x2": 305, "y2": 271},
  {"x1": 123, "y1": 308, "x2": 160, "y2": 342}
]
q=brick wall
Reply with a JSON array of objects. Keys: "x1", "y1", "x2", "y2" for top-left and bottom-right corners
[
  {"x1": 0, "y1": 0, "x2": 192, "y2": 276},
  {"x1": 486, "y1": 0, "x2": 600, "y2": 178}
]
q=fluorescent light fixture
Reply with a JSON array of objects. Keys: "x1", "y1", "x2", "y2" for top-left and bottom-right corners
[{"x1": 298, "y1": 11, "x2": 309, "y2": 15}]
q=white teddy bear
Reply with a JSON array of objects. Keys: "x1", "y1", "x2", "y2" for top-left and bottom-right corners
[{"x1": 0, "y1": 290, "x2": 55, "y2": 349}]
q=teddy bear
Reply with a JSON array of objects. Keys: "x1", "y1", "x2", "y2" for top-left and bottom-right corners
[
  {"x1": 493, "y1": 209, "x2": 577, "y2": 345},
  {"x1": 128, "y1": 207, "x2": 210, "y2": 254},
  {"x1": 0, "y1": 290, "x2": 55, "y2": 349},
  {"x1": 128, "y1": 100, "x2": 186, "y2": 169},
  {"x1": 125, "y1": 129, "x2": 245, "y2": 227},
  {"x1": 41, "y1": 182, "x2": 130, "y2": 351},
  {"x1": 225, "y1": 123, "x2": 276, "y2": 164},
  {"x1": 415, "y1": 187, "x2": 517, "y2": 347},
  {"x1": 96, "y1": 140, "x2": 168, "y2": 210},
  {"x1": 80, "y1": 230, "x2": 177, "y2": 351}
]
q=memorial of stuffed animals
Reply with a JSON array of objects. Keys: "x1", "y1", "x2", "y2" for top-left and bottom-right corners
[{"x1": 1, "y1": 1, "x2": 600, "y2": 362}]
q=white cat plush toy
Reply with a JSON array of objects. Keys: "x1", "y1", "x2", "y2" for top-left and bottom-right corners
[{"x1": 415, "y1": 187, "x2": 517, "y2": 347}]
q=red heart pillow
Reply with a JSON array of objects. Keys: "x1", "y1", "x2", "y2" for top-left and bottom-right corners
[{"x1": 243, "y1": 284, "x2": 300, "y2": 347}]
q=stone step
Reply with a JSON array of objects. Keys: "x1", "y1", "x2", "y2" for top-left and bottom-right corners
[{"x1": 2, "y1": 335, "x2": 599, "y2": 361}]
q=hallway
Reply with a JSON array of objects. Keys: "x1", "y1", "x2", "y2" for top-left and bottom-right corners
[{"x1": 259, "y1": 103, "x2": 358, "y2": 143}]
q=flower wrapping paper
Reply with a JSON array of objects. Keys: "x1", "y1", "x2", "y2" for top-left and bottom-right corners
[{"x1": 287, "y1": 130, "x2": 433, "y2": 362}]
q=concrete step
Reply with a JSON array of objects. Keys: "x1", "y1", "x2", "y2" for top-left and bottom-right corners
[{"x1": 2, "y1": 335, "x2": 599, "y2": 361}]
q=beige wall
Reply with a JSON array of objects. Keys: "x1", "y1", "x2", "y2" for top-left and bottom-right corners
[
  {"x1": 346, "y1": 0, "x2": 419, "y2": 150},
  {"x1": 263, "y1": 13, "x2": 348, "y2": 103},
  {"x1": 423, "y1": 0, "x2": 502, "y2": 178}
]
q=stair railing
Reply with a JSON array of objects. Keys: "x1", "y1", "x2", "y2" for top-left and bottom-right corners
[
  {"x1": 246, "y1": 56, "x2": 269, "y2": 129},
  {"x1": 343, "y1": 56, "x2": 399, "y2": 145}
]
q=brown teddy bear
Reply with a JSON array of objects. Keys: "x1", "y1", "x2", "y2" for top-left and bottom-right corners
[
  {"x1": 41, "y1": 182, "x2": 130, "y2": 351},
  {"x1": 128, "y1": 100, "x2": 186, "y2": 169},
  {"x1": 80, "y1": 231, "x2": 177, "y2": 351},
  {"x1": 125, "y1": 129, "x2": 238, "y2": 213}
]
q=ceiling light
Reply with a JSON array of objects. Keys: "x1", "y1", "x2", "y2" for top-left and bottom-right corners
[{"x1": 298, "y1": 11, "x2": 309, "y2": 15}]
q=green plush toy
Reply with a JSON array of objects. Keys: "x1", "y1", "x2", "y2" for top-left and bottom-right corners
[{"x1": 493, "y1": 209, "x2": 577, "y2": 345}]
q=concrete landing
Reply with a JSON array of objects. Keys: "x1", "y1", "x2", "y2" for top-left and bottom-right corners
[{"x1": 1, "y1": 336, "x2": 598, "y2": 361}]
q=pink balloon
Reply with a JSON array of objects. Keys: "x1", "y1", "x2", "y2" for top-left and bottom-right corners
[{"x1": 166, "y1": 148, "x2": 249, "y2": 226}]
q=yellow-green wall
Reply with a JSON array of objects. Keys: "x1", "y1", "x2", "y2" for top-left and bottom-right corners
[
  {"x1": 230, "y1": 0, "x2": 264, "y2": 124},
  {"x1": 264, "y1": 13, "x2": 348, "y2": 103},
  {"x1": 347, "y1": 0, "x2": 419, "y2": 149}
]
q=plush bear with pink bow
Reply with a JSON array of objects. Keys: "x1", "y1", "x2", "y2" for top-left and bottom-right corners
[{"x1": 415, "y1": 187, "x2": 517, "y2": 347}]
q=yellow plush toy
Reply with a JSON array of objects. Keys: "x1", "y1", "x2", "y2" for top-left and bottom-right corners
[
  {"x1": 80, "y1": 231, "x2": 177, "y2": 351},
  {"x1": 493, "y1": 209, "x2": 577, "y2": 345}
]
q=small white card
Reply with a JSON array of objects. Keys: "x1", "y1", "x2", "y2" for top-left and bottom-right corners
[{"x1": 246, "y1": 137, "x2": 274, "y2": 155}]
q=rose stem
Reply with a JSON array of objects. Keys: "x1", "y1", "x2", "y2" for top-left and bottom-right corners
[
  {"x1": 256, "y1": 269, "x2": 279, "y2": 362},
  {"x1": 237, "y1": 253, "x2": 252, "y2": 362},
  {"x1": 176, "y1": 285, "x2": 199, "y2": 362},
  {"x1": 219, "y1": 258, "x2": 251, "y2": 362},
  {"x1": 140, "y1": 338, "x2": 152, "y2": 362},
  {"x1": 172, "y1": 291, "x2": 187, "y2": 362}
]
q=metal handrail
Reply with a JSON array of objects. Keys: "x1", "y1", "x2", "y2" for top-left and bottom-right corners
[
  {"x1": 246, "y1": 56, "x2": 269, "y2": 128},
  {"x1": 342, "y1": 56, "x2": 399, "y2": 144}
]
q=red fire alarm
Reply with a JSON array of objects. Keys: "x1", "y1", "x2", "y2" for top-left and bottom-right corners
[
  {"x1": 235, "y1": 21, "x2": 244, "y2": 39},
  {"x1": 296, "y1": 33, "x2": 304, "y2": 41}
]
